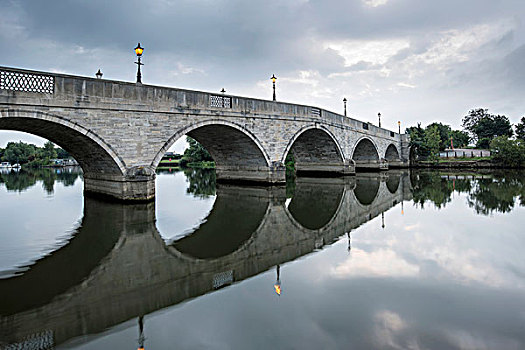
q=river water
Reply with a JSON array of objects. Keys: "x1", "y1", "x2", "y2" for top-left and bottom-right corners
[{"x1": 1, "y1": 168, "x2": 525, "y2": 349}]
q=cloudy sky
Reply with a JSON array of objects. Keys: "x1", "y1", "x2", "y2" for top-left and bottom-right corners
[{"x1": 1, "y1": 0, "x2": 525, "y2": 149}]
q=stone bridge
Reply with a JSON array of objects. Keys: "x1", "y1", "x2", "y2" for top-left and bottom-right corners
[
  {"x1": 0, "y1": 172, "x2": 412, "y2": 348},
  {"x1": 0, "y1": 66, "x2": 409, "y2": 201}
]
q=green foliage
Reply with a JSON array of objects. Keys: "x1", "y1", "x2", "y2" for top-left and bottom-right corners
[
  {"x1": 2, "y1": 141, "x2": 37, "y2": 164},
  {"x1": 424, "y1": 125, "x2": 441, "y2": 163},
  {"x1": 42, "y1": 141, "x2": 57, "y2": 159},
  {"x1": 1, "y1": 141, "x2": 76, "y2": 167},
  {"x1": 56, "y1": 147, "x2": 70, "y2": 159},
  {"x1": 515, "y1": 116, "x2": 525, "y2": 141},
  {"x1": 407, "y1": 123, "x2": 431, "y2": 159},
  {"x1": 462, "y1": 108, "x2": 513, "y2": 147},
  {"x1": 427, "y1": 122, "x2": 451, "y2": 151},
  {"x1": 450, "y1": 130, "x2": 470, "y2": 148},
  {"x1": 490, "y1": 136, "x2": 525, "y2": 167},
  {"x1": 183, "y1": 137, "x2": 213, "y2": 164},
  {"x1": 407, "y1": 123, "x2": 468, "y2": 160}
]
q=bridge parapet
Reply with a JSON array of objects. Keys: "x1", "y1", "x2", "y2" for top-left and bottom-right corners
[{"x1": 0, "y1": 66, "x2": 403, "y2": 139}]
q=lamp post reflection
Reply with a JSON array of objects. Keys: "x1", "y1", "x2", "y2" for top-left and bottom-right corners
[
  {"x1": 347, "y1": 232, "x2": 351, "y2": 252},
  {"x1": 137, "y1": 316, "x2": 146, "y2": 350},
  {"x1": 274, "y1": 265, "x2": 281, "y2": 296}
]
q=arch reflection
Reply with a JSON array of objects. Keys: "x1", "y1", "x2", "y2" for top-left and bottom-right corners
[
  {"x1": 287, "y1": 178, "x2": 345, "y2": 230},
  {"x1": 354, "y1": 174, "x2": 381, "y2": 206},
  {"x1": 170, "y1": 185, "x2": 270, "y2": 260},
  {"x1": 0, "y1": 171, "x2": 410, "y2": 348}
]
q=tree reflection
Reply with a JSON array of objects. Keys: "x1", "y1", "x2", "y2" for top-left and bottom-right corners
[
  {"x1": 467, "y1": 174, "x2": 525, "y2": 215},
  {"x1": 0, "y1": 168, "x2": 81, "y2": 193},
  {"x1": 410, "y1": 171, "x2": 455, "y2": 209},
  {"x1": 184, "y1": 168, "x2": 216, "y2": 198},
  {"x1": 410, "y1": 170, "x2": 525, "y2": 215}
]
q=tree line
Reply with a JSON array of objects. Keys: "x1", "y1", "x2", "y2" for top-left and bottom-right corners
[
  {"x1": 407, "y1": 108, "x2": 525, "y2": 165},
  {"x1": 0, "y1": 141, "x2": 71, "y2": 167}
]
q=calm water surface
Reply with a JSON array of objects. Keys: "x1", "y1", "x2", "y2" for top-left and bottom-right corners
[{"x1": 1, "y1": 168, "x2": 525, "y2": 349}]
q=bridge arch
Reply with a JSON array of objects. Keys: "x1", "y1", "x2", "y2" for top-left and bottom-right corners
[
  {"x1": 282, "y1": 125, "x2": 345, "y2": 175},
  {"x1": 151, "y1": 119, "x2": 271, "y2": 171},
  {"x1": 352, "y1": 137, "x2": 379, "y2": 161},
  {"x1": 352, "y1": 137, "x2": 382, "y2": 170},
  {"x1": 0, "y1": 109, "x2": 126, "y2": 176},
  {"x1": 385, "y1": 144, "x2": 400, "y2": 162}
]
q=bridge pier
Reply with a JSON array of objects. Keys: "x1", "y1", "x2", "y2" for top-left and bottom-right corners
[
  {"x1": 295, "y1": 159, "x2": 355, "y2": 176},
  {"x1": 386, "y1": 160, "x2": 409, "y2": 168},
  {"x1": 84, "y1": 167, "x2": 156, "y2": 202},
  {"x1": 354, "y1": 159, "x2": 389, "y2": 171},
  {"x1": 215, "y1": 162, "x2": 286, "y2": 184}
]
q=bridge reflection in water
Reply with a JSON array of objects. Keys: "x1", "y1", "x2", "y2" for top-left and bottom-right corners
[{"x1": 0, "y1": 171, "x2": 411, "y2": 348}]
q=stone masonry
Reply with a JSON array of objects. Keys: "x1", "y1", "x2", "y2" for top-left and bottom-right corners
[{"x1": 0, "y1": 66, "x2": 409, "y2": 200}]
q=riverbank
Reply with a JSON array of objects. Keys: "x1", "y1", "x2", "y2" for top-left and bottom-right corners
[{"x1": 412, "y1": 158, "x2": 524, "y2": 169}]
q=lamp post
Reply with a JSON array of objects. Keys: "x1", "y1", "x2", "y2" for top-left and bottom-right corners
[
  {"x1": 134, "y1": 43, "x2": 144, "y2": 84},
  {"x1": 398, "y1": 120, "x2": 401, "y2": 134},
  {"x1": 343, "y1": 98, "x2": 347, "y2": 117},
  {"x1": 95, "y1": 69, "x2": 103, "y2": 79},
  {"x1": 271, "y1": 74, "x2": 277, "y2": 101},
  {"x1": 378, "y1": 112, "x2": 381, "y2": 128}
]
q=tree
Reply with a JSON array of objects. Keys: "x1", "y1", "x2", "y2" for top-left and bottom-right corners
[
  {"x1": 490, "y1": 136, "x2": 525, "y2": 167},
  {"x1": 2, "y1": 141, "x2": 37, "y2": 164},
  {"x1": 450, "y1": 130, "x2": 470, "y2": 148},
  {"x1": 42, "y1": 141, "x2": 57, "y2": 160},
  {"x1": 515, "y1": 116, "x2": 525, "y2": 141},
  {"x1": 407, "y1": 123, "x2": 429, "y2": 159},
  {"x1": 424, "y1": 125, "x2": 441, "y2": 163},
  {"x1": 183, "y1": 137, "x2": 213, "y2": 163},
  {"x1": 427, "y1": 122, "x2": 452, "y2": 151},
  {"x1": 462, "y1": 108, "x2": 513, "y2": 148}
]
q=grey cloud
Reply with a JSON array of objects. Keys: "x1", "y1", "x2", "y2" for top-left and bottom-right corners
[{"x1": 1, "y1": 0, "x2": 525, "y2": 130}]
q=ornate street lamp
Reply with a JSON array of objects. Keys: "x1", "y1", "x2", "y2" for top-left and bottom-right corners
[
  {"x1": 134, "y1": 43, "x2": 144, "y2": 84},
  {"x1": 378, "y1": 112, "x2": 381, "y2": 128},
  {"x1": 343, "y1": 98, "x2": 347, "y2": 117},
  {"x1": 398, "y1": 120, "x2": 401, "y2": 134},
  {"x1": 95, "y1": 69, "x2": 103, "y2": 79},
  {"x1": 271, "y1": 74, "x2": 277, "y2": 101}
]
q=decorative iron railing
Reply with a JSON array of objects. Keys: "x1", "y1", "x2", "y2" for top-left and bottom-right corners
[
  {"x1": 210, "y1": 94, "x2": 232, "y2": 108},
  {"x1": 0, "y1": 69, "x2": 54, "y2": 94}
]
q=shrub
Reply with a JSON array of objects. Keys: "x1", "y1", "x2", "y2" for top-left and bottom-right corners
[{"x1": 490, "y1": 136, "x2": 525, "y2": 167}]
